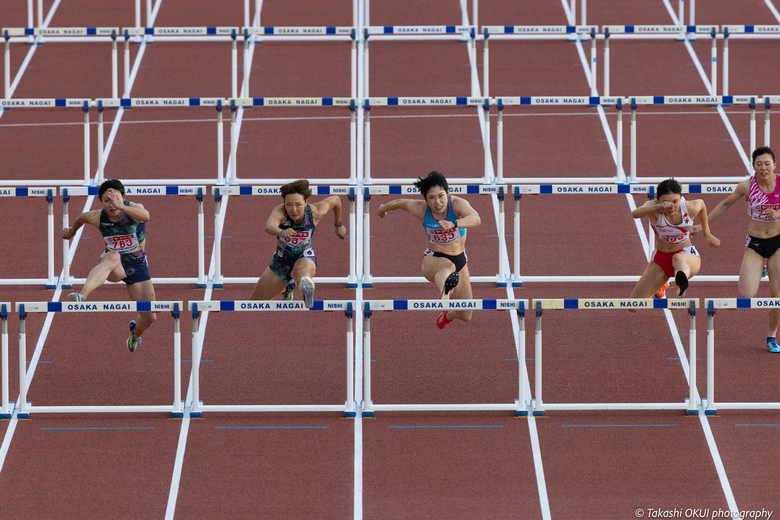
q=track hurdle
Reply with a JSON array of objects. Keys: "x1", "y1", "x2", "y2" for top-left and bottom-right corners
[
  {"x1": 210, "y1": 184, "x2": 357, "y2": 288},
  {"x1": 362, "y1": 183, "x2": 507, "y2": 287},
  {"x1": 601, "y1": 26, "x2": 718, "y2": 96},
  {"x1": 61, "y1": 185, "x2": 208, "y2": 287},
  {"x1": 122, "y1": 28, "x2": 239, "y2": 98},
  {"x1": 532, "y1": 298, "x2": 699, "y2": 416},
  {"x1": 188, "y1": 300, "x2": 356, "y2": 417},
  {"x1": 2, "y1": 28, "x2": 119, "y2": 98},
  {"x1": 721, "y1": 27, "x2": 780, "y2": 96},
  {"x1": 361, "y1": 299, "x2": 528, "y2": 416},
  {"x1": 1, "y1": 303, "x2": 10, "y2": 419},
  {"x1": 704, "y1": 298, "x2": 780, "y2": 414},
  {"x1": 481, "y1": 26, "x2": 599, "y2": 98},
  {"x1": 96, "y1": 97, "x2": 226, "y2": 185},
  {"x1": 0, "y1": 187, "x2": 57, "y2": 288},
  {"x1": 15, "y1": 300, "x2": 183, "y2": 418}
]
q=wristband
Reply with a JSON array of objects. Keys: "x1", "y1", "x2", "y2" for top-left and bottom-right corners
[
  {"x1": 335, "y1": 220, "x2": 344, "y2": 227},
  {"x1": 279, "y1": 229, "x2": 284, "y2": 237},
  {"x1": 67, "y1": 227, "x2": 75, "y2": 237}
]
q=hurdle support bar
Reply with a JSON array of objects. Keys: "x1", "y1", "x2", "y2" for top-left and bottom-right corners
[
  {"x1": 704, "y1": 298, "x2": 780, "y2": 414},
  {"x1": 531, "y1": 298, "x2": 699, "y2": 416},
  {"x1": 1, "y1": 303, "x2": 10, "y2": 418},
  {"x1": 364, "y1": 184, "x2": 507, "y2": 287},
  {"x1": 15, "y1": 301, "x2": 183, "y2": 417},
  {"x1": 361, "y1": 299, "x2": 528, "y2": 416},
  {"x1": 188, "y1": 300, "x2": 356, "y2": 417}
]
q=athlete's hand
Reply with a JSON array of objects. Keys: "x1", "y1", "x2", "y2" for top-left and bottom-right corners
[
  {"x1": 377, "y1": 204, "x2": 387, "y2": 218},
  {"x1": 763, "y1": 208, "x2": 780, "y2": 220},
  {"x1": 61, "y1": 227, "x2": 74, "y2": 240},
  {"x1": 279, "y1": 228, "x2": 295, "y2": 239},
  {"x1": 690, "y1": 224, "x2": 703, "y2": 236},
  {"x1": 437, "y1": 220, "x2": 455, "y2": 230},
  {"x1": 704, "y1": 232, "x2": 721, "y2": 248},
  {"x1": 105, "y1": 188, "x2": 124, "y2": 210},
  {"x1": 658, "y1": 200, "x2": 675, "y2": 212},
  {"x1": 335, "y1": 224, "x2": 346, "y2": 240}
]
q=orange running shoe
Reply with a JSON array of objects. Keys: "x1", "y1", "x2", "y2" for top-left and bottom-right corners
[{"x1": 654, "y1": 282, "x2": 669, "y2": 298}]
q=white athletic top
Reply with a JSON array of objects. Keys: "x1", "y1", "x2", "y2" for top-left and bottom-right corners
[{"x1": 652, "y1": 198, "x2": 693, "y2": 245}]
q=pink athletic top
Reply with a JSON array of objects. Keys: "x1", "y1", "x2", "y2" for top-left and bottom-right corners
[
  {"x1": 652, "y1": 198, "x2": 693, "y2": 245},
  {"x1": 747, "y1": 174, "x2": 780, "y2": 222}
]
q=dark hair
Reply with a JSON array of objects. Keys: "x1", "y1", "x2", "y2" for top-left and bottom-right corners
[
  {"x1": 413, "y1": 171, "x2": 449, "y2": 197},
  {"x1": 98, "y1": 179, "x2": 125, "y2": 200},
  {"x1": 752, "y1": 146, "x2": 776, "y2": 164},
  {"x1": 656, "y1": 178, "x2": 682, "y2": 199},
  {"x1": 280, "y1": 179, "x2": 311, "y2": 200}
]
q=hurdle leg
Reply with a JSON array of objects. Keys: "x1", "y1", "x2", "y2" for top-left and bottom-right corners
[
  {"x1": 513, "y1": 189, "x2": 521, "y2": 286},
  {"x1": 362, "y1": 311, "x2": 373, "y2": 417},
  {"x1": 123, "y1": 32, "x2": 130, "y2": 97},
  {"x1": 47, "y1": 193, "x2": 55, "y2": 289},
  {"x1": 62, "y1": 191, "x2": 71, "y2": 289},
  {"x1": 231, "y1": 33, "x2": 237, "y2": 100},
  {"x1": 533, "y1": 306, "x2": 544, "y2": 416},
  {"x1": 363, "y1": 189, "x2": 371, "y2": 288},
  {"x1": 135, "y1": 0, "x2": 141, "y2": 29},
  {"x1": 1, "y1": 307, "x2": 8, "y2": 418},
  {"x1": 18, "y1": 308, "x2": 29, "y2": 419},
  {"x1": 197, "y1": 191, "x2": 205, "y2": 288},
  {"x1": 604, "y1": 35, "x2": 610, "y2": 97},
  {"x1": 723, "y1": 35, "x2": 729, "y2": 96},
  {"x1": 345, "y1": 309, "x2": 355, "y2": 417},
  {"x1": 765, "y1": 100, "x2": 771, "y2": 148},
  {"x1": 706, "y1": 308, "x2": 716, "y2": 414},
  {"x1": 348, "y1": 189, "x2": 357, "y2": 288},
  {"x1": 589, "y1": 33, "x2": 596, "y2": 97},
  {"x1": 244, "y1": 0, "x2": 250, "y2": 30},
  {"x1": 172, "y1": 306, "x2": 182, "y2": 417},
  {"x1": 482, "y1": 102, "x2": 490, "y2": 182},
  {"x1": 37, "y1": 0, "x2": 42, "y2": 27},
  {"x1": 111, "y1": 32, "x2": 118, "y2": 99},
  {"x1": 497, "y1": 104, "x2": 503, "y2": 183},
  {"x1": 4, "y1": 35, "x2": 10, "y2": 99},
  {"x1": 213, "y1": 193, "x2": 223, "y2": 287},
  {"x1": 616, "y1": 100, "x2": 623, "y2": 182},
  {"x1": 687, "y1": 304, "x2": 698, "y2": 415},
  {"x1": 230, "y1": 104, "x2": 237, "y2": 183},
  {"x1": 217, "y1": 103, "x2": 224, "y2": 184},
  {"x1": 146, "y1": 0, "x2": 152, "y2": 25},
  {"x1": 482, "y1": 32, "x2": 489, "y2": 98},
  {"x1": 497, "y1": 191, "x2": 506, "y2": 286},
  {"x1": 630, "y1": 100, "x2": 637, "y2": 183},
  {"x1": 710, "y1": 32, "x2": 717, "y2": 96},
  {"x1": 516, "y1": 307, "x2": 527, "y2": 416},
  {"x1": 190, "y1": 309, "x2": 202, "y2": 417},
  {"x1": 83, "y1": 102, "x2": 91, "y2": 185},
  {"x1": 97, "y1": 103, "x2": 105, "y2": 184}
]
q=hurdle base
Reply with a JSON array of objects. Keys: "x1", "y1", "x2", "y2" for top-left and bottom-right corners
[
  {"x1": 212, "y1": 283, "x2": 224, "y2": 289},
  {"x1": 190, "y1": 400, "x2": 204, "y2": 418},
  {"x1": 172, "y1": 401, "x2": 185, "y2": 419},
  {"x1": 705, "y1": 409, "x2": 717, "y2": 416},
  {"x1": 514, "y1": 400, "x2": 528, "y2": 417},
  {"x1": 196, "y1": 283, "x2": 207, "y2": 289},
  {"x1": 360, "y1": 282, "x2": 372, "y2": 288},
  {"x1": 61, "y1": 284, "x2": 72, "y2": 290},
  {"x1": 686, "y1": 408, "x2": 699, "y2": 416},
  {"x1": 361, "y1": 400, "x2": 374, "y2": 417},
  {"x1": 0, "y1": 402, "x2": 13, "y2": 420},
  {"x1": 344, "y1": 400, "x2": 356, "y2": 418},
  {"x1": 17, "y1": 402, "x2": 32, "y2": 419},
  {"x1": 46, "y1": 284, "x2": 57, "y2": 290},
  {"x1": 512, "y1": 281, "x2": 523, "y2": 288}
]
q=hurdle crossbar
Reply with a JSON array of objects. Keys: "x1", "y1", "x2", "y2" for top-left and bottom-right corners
[
  {"x1": 723, "y1": 27, "x2": 780, "y2": 95},
  {"x1": 62, "y1": 185, "x2": 207, "y2": 287},
  {"x1": 361, "y1": 299, "x2": 528, "y2": 416},
  {"x1": 3, "y1": 28, "x2": 119, "y2": 98},
  {"x1": 188, "y1": 300, "x2": 356, "y2": 417},
  {"x1": 1, "y1": 303, "x2": 10, "y2": 418},
  {"x1": 210, "y1": 184, "x2": 357, "y2": 288},
  {"x1": 15, "y1": 300, "x2": 183, "y2": 417},
  {"x1": 704, "y1": 298, "x2": 780, "y2": 414},
  {"x1": 532, "y1": 298, "x2": 699, "y2": 415},
  {"x1": 363, "y1": 183, "x2": 507, "y2": 288},
  {"x1": 0, "y1": 187, "x2": 57, "y2": 288}
]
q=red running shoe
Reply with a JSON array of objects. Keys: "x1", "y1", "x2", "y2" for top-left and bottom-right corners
[{"x1": 436, "y1": 311, "x2": 454, "y2": 330}]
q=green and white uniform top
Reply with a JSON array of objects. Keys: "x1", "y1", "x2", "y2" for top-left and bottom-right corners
[{"x1": 277, "y1": 204, "x2": 316, "y2": 255}]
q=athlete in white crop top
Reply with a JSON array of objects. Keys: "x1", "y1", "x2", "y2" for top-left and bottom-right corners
[
  {"x1": 692, "y1": 146, "x2": 780, "y2": 352},
  {"x1": 629, "y1": 179, "x2": 719, "y2": 303},
  {"x1": 378, "y1": 171, "x2": 481, "y2": 329}
]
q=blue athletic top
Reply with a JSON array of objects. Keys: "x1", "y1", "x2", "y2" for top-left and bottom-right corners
[
  {"x1": 423, "y1": 196, "x2": 466, "y2": 245},
  {"x1": 99, "y1": 201, "x2": 146, "y2": 253}
]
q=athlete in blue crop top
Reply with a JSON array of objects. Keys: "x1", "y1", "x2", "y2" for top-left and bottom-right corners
[
  {"x1": 249, "y1": 179, "x2": 346, "y2": 308},
  {"x1": 62, "y1": 179, "x2": 157, "y2": 352},
  {"x1": 378, "y1": 171, "x2": 481, "y2": 329}
]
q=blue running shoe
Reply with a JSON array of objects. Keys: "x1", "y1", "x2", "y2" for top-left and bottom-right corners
[
  {"x1": 768, "y1": 337, "x2": 780, "y2": 353},
  {"x1": 300, "y1": 276, "x2": 315, "y2": 309},
  {"x1": 67, "y1": 292, "x2": 85, "y2": 302},
  {"x1": 127, "y1": 320, "x2": 141, "y2": 352},
  {"x1": 282, "y1": 280, "x2": 296, "y2": 301}
]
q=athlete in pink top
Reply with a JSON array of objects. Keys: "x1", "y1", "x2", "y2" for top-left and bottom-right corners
[
  {"x1": 693, "y1": 146, "x2": 780, "y2": 352},
  {"x1": 630, "y1": 179, "x2": 719, "y2": 301}
]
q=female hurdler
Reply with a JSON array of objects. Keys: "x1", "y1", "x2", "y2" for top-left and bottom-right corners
[
  {"x1": 61, "y1": 179, "x2": 156, "y2": 352},
  {"x1": 378, "y1": 171, "x2": 481, "y2": 329}
]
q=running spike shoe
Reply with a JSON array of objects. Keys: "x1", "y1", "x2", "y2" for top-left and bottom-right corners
[
  {"x1": 440, "y1": 272, "x2": 459, "y2": 301},
  {"x1": 67, "y1": 292, "x2": 85, "y2": 302},
  {"x1": 768, "y1": 337, "x2": 780, "y2": 353},
  {"x1": 282, "y1": 280, "x2": 296, "y2": 301},
  {"x1": 300, "y1": 276, "x2": 315, "y2": 309},
  {"x1": 654, "y1": 282, "x2": 669, "y2": 299},
  {"x1": 127, "y1": 320, "x2": 142, "y2": 352},
  {"x1": 675, "y1": 271, "x2": 689, "y2": 298},
  {"x1": 436, "y1": 311, "x2": 454, "y2": 330}
]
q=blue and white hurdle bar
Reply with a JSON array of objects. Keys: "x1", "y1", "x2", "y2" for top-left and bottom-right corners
[
  {"x1": 14, "y1": 300, "x2": 184, "y2": 418},
  {"x1": 510, "y1": 183, "x2": 746, "y2": 286},
  {"x1": 1, "y1": 303, "x2": 10, "y2": 419},
  {"x1": 0, "y1": 187, "x2": 57, "y2": 288},
  {"x1": 62, "y1": 185, "x2": 208, "y2": 288},
  {"x1": 363, "y1": 97, "x2": 491, "y2": 183},
  {"x1": 704, "y1": 298, "x2": 780, "y2": 415},
  {"x1": 188, "y1": 300, "x2": 356, "y2": 417},
  {"x1": 496, "y1": 95, "x2": 767, "y2": 185},
  {"x1": 3, "y1": 28, "x2": 119, "y2": 99},
  {"x1": 210, "y1": 184, "x2": 357, "y2": 288},
  {"x1": 361, "y1": 299, "x2": 528, "y2": 417},
  {"x1": 363, "y1": 183, "x2": 508, "y2": 288},
  {"x1": 532, "y1": 298, "x2": 699, "y2": 416},
  {"x1": 224, "y1": 97, "x2": 357, "y2": 186},
  {"x1": 0, "y1": 98, "x2": 93, "y2": 186}
]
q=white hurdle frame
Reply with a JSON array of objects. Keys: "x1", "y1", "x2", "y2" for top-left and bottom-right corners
[
  {"x1": 188, "y1": 300, "x2": 356, "y2": 417},
  {"x1": 362, "y1": 183, "x2": 507, "y2": 287},
  {"x1": 15, "y1": 300, "x2": 183, "y2": 418},
  {"x1": 2, "y1": 28, "x2": 119, "y2": 99},
  {"x1": 210, "y1": 184, "x2": 357, "y2": 288},
  {"x1": 361, "y1": 299, "x2": 528, "y2": 416},
  {"x1": 0, "y1": 187, "x2": 57, "y2": 288},
  {"x1": 705, "y1": 298, "x2": 780, "y2": 414},
  {"x1": 532, "y1": 298, "x2": 699, "y2": 416},
  {"x1": 0, "y1": 303, "x2": 10, "y2": 419},
  {"x1": 721, "y1": 26, "x2": 780, "y2": 97},
  {"x1": 61, "y1": 185, "x2": 208, "y2": 287}
]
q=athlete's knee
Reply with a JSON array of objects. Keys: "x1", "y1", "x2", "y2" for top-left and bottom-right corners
[{"x1": 103, "y1": 250, "x2": 121, "y2": 267}]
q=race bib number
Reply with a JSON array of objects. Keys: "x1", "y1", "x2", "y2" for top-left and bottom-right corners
[
  {"x1": 281, "y1": 230, "x2": 311, "y2": 247},
  {"x1": 429, "y1": 228, "x2": 458, "y2": 243},
  {"x1": 104, "y1": 234, "x2": 139, "y2": 252}
]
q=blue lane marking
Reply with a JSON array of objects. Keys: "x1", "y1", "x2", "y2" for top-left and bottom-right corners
[
  {"x1": 562, "y1": 424, "x2": 676, "y2": 428},
  {"x1": 21, "y1": 361, "x2": 51, "y2": 364},
  {"x1": 735, "y1": 424, "x2": 780, "y2": 426},
  {"x1": 41, "y1": 427, "x2": 156, "y2": 430},
  {"x1": 389, "y1": 425, "x2": 503, "y2": 429},
  {"x1": 215, "y1": 426, "x2": 329, "y2": 429}
]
